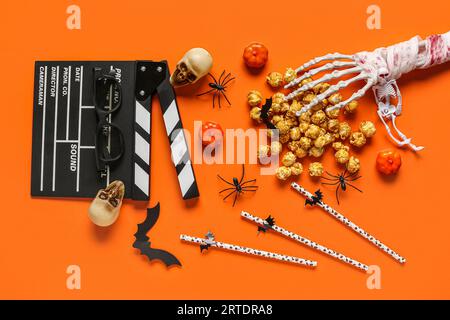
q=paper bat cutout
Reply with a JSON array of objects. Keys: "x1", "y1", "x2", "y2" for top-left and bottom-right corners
[
  {"x1": 257, "y1": 215, "x2": 275, "y2": 233},
  {"x1": 305, "y1": 189, "x2": 323, "y2": 206},
  {"x1": 260, "y1": 98, "x2": 277, "y2": 130},
  {"x1": 133, "y1": 202, "x2": 182, "y2": 267}
]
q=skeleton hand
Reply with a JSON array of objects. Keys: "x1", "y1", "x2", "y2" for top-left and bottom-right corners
[{"x1": 284, "y1": 31, "x2": 450, "y2": 151}]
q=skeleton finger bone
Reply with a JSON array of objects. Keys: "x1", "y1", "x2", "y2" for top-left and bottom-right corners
[
  {"x1": 295, "y1": 52, "x2": 354, "y2": 73},
  {"x1": 325, "y1": 78, "x2": 375, "y2": 113},
  {"x1": 285, "y1": 66, "x2": 363, "y2": 102},
  {"x1": 285, "y1": 61, "x2": 357, "y2": 89},
  {"x1": 295, "y1": 73, "x2": 371, "y2": 115}
]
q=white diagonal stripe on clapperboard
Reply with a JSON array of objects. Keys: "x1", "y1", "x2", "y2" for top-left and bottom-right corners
[
  {"x1": 135, "y1": 101, "x2": 150, "y2": 134},
  {"x1": 134, "y1": 162, "x2": 149, "y2": 196},
  {"x1": 163, "y1": 100, "x2": 178, "y2": 135},
  {"x1": 135, "y1": 132, "x2": 150, "y2": 165}
]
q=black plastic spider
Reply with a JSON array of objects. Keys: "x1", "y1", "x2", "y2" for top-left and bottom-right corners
[
  {"x1": 321, "y1": 170, "x2": 363, "y2": 205},
  {"x1": 218, "y1": 164, "x2": 258, "y2": 207},
  {"x1": 197, "y1": 70, "x2": 235, "y2": 108}
]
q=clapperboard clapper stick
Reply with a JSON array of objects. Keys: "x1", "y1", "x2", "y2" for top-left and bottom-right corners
[
  {"x1": 241, "y1": 211, "x2": 369, "y2": 271},
  {"x1": 133, "y1": 61, "x2": 199, "y2": 200},
  {"x1": 180, "y1": 232, "x2": 317, "y2": 267},
  {"x1": 291, "y1": 183, "x2": 406, "y2": 264}
]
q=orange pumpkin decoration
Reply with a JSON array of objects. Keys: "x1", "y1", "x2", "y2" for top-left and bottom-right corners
[{"x1": 376, "y1": 149, "x2": 402, "y2": 175}]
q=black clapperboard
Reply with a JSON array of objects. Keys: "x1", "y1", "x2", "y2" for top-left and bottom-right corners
[{"x1": 31, "y1": 60, "x2": 199, "y2": 200}]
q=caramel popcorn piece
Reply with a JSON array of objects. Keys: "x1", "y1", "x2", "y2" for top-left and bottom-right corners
[
  {"x1": 287, "y1": 140, "x2": 300, "y2": 152},
  {"x1": 338, "y1": 122, "x2": 351, "y2": 140},
  {"x1": 305, "y1": 124, "x2": 321, "y2": 139},
  {"x1": 279, "y1": 133, "x2": 290, "y2": 144},
  {"x1": 289, "y1": 127, "x2": 301, "y2": 141},
  {"x1": 314, "y1": 135, "x2": 328, "y2": 148},
  {"x1": 313, "y1": 83, "x2": 324, "y2": 94},
  {"x1": 302, "y1": 93, "x2": 316, "y2": 105},
  {"x1": 288, "y1": 100, "x2": 302, "y2": 114},
  {"x1": 272, "y1": 92, "x2": 285, "y2": 104},
  {"x1": 250, "y1": 107, "x2": 262, "y2": 122},
  {"x1": 344, "y1": 100, "x2": 358, "y2": 114},
  {"x1": 298, "y1": 110, "x2": 311, "y2": 123},
  {"x1": 299, "y1": 121, "x2": 310, "y2": 134},
  {"x1": 270, "y1": 103, "x2": 281, "y2": 113},
  {"x1": 328, "y1": 93, "x2": 342, "y2": 105},
  {"x1": 311, "y1": 110, "x2": 327, "y2": 125},
  {"x1": 295, "y1": 147, "x2": 308, "y2": 158},
  {"x1": 311, "y1": 101, "x2": 325, "y2": 112},
  {"x1": 270, "y1": 93, "x2": 284, "y2": 113},
  {"x1": 359, "y1": 121, "x2": 376, "y2": 138},
  {"x1": 275, "y1": 120, "x2": 290, "y2": 135},
  {"x1": 280, "y1": 102, "x2": 290, "y2": 113},
  {"x1": 332, "y1": 142, "x2": 349, "y2": 151},
  {"x1": 326, "y1": 108, "x2": 340, "y2": 119},
  {"x1": 247, "y1": 90, "x2": 263, "y2": 107},
  {"x1": 285, "y1": 114, "x2": 298, "y2": 127},
  {"x1": 309, "y1": 146, "x2": 324, "y2": 158},
  {"x1": 300, "y1": 78, "x2": 313, "y2": 86},
  {"x1": 282, "y1": 151, "x2": 297, "y2": 167},
  {"x1": 350, "y1": 131, "x2": 367, "y2": 147},
  {"x1": 346, "y1": 156, "x2": 360, "y2": 173},
  {"x1": 309, "y1": 162, "x2": 324, "y2": 177},
  {"x1": 258, "y1": 145, "x2": 270, "y2": 160},
  {"x1": 276, "y1": 166, "x2": 292, "y2": 180},
  {"x1": 270, "y1": 141, "x2": 282, "y2": 155},
  {"x1": 267, "y1": 72, "x2": 284, "y2": 88},
  {"x1": 327, "y1": 119, "x2": 339, "y2": 133},
  {"x1": 319, "y1": 83, "x2": 331, "y2": 93},
  {"x1": 299, "y1": 136, "x2": 312, "y2": 150},
  {"x1": 284, "y1": 68, "x2": 296, "y2": 83},
  {"x1": 316, "y1": 133, "x2": 334, "y2": 148},
  {"x1": 290, "y1": 162, "x2": 303, "y2": 176},
  {"x1": 271, "y1": 115, "x2": 283, "y2": 124},
  {"x1": 335, "y1": 148, "x2": 350, "y2": 164}
]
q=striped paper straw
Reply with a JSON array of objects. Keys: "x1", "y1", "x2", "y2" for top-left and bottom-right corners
[
  {"x1": 291, "y1": 182, "x2": 406, "y2": 264},
  {"x1": 241, "y1": 211, "x2": 369, "y2": 271},
  {"x1": 180, "y1": 234, "x2": 317, "y2": 267}
]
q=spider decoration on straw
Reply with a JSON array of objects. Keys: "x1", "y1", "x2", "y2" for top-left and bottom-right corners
[
  {"x1": 321, "y1": 170, "x2": 362, "y2": 205},
  {"x1": 218, "y1": 164, "x2": 258, "y2": 207},
  {"x1": 197, "y1": 70, "x2": 235, "y2": 108}
]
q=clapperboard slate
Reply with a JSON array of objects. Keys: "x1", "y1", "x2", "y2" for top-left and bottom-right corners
[{"x1": 31, "y1": 60, "x2": 199, "y2": 200}]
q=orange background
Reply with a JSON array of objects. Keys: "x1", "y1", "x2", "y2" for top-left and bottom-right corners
[{"x1": 1, "y1": 0, "x2": 450, "y2": 299}]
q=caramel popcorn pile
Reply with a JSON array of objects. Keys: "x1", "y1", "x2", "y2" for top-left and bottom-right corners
[{"x1": 248, "y1": 73, "x2": 377, "y2": 181}]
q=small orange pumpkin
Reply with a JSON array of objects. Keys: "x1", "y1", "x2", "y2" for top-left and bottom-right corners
[{"x1": 376, "y1": 149, "x2": 402, "y2": 175}]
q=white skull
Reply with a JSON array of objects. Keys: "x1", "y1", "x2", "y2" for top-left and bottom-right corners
[
  {"x1": 170, "y1": 48, "x2": 213, "y2": 87},
  {"x1": 88, "y1": 180, "x2": 125, "y2": 227}
]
